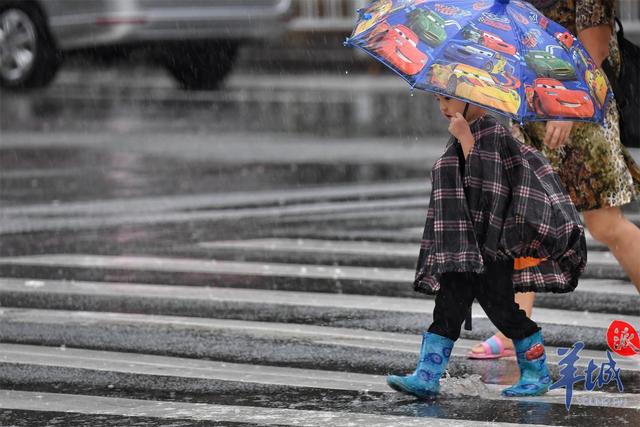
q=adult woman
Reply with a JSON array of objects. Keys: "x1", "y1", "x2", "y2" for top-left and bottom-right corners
[{"x1": 469, "y1": 0, "x2": 640, "y2": 359}]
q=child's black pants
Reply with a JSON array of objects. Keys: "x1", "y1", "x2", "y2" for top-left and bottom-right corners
[{"x1": 428, "y1": 260, "x2": 540, "y2": 341}]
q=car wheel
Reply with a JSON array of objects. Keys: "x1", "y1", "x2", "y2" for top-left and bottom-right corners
[
  {"x1": 161, "y1": 41, "x2": 238, "y2": 90},
  {"x1": 484, "y1": 61, "x2": 493, "y2": 72},
  {"x1": 446, "y1": 76, "x2": 458, "y2": 95},
  {"x1": 0, "y1": 2, "x2": 61, "y2": 90}
]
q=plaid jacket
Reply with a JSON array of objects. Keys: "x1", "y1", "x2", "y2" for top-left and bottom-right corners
[{"x1": 415, "y1": 115, "x2": 587, "y2": 294}]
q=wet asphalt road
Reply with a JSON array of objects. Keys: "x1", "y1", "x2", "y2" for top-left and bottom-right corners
[{"x1": 1, "y1": 66, "x2": 639, "y2": 426}]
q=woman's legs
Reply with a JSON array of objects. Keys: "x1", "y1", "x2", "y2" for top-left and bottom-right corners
[
  {"x1": 583, "y1": 206, "x2": 640, "y2": 291},
  {"x1": 469, "y1": 291, "x2": 535, "y2": 355}
]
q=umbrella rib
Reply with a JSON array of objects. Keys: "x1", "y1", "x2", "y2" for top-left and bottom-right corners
[{"x1": 505, "y1": 3, "x2": 529, "y2": 124}]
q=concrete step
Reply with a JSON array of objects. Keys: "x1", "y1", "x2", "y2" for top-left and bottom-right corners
[
  {"x1": 0, "y1": 253, "x2": 635, "y2": 315},
  {"x1": 0, "y1": 278, "x2": 637, "y2": 351},
  {"x1": 1, "y1": 311, "x2": 638, "y2": 388}
]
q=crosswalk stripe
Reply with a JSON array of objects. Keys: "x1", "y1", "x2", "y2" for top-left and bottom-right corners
[
  {"x1": 0, "y1": 254, "x2": 413, "y2": 281},
  {"x1": 1, "y1": 345, "x2": 638, "y2": 410},
  {"x1": 0, "y1": 253, "x2": 624, "y2": 283},
  {"x1": 271, "y1": 228, "x2": 608, "y2": 252},
  {"x1": 0, "y1": 180, "x2": 429, "y2": 217},
  {"x1": 1, "y1": 277, "x2": 636, "y2": 329},
  {"x1": 2, "y1": 309, "x2": 638, "y2": 371},
  {"x1": 197, "y1": 238, "x2": 622, "y2": 269},
  {"x1": 0, "y1": 389, "x2": 551, "y2": 426},
  {"x1": 0, "y1": 197, "x2": 426, "y2": 234}
]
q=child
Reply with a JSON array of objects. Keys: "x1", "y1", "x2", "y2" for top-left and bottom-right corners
[{"x1": 386, "y1": 96, "x2": 587, "y2": 398}]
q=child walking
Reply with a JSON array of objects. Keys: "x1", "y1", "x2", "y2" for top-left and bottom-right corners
[{"x1": 386, "y1": 96, "x2": 587, "y2": 398}]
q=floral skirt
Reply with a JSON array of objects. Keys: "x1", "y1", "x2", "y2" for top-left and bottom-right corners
[{"x1": 511, "y1": 100, "x2": 640, "y2": 211}]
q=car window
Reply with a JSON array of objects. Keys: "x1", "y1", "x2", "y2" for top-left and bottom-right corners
[
  {"x1": 537, "y1": 82, "x2": 566, "y2": 90},
  {"x1": 395, "y1": 28, "x2": 417, "y2": 47}
]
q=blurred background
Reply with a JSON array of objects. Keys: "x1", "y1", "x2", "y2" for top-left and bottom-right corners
[
  {"x1": 1, "y1": 2, "x2": 640, "y2": 425},
  {"x1": 2, "y1": 0, "x2": 640, "y2": 139}
]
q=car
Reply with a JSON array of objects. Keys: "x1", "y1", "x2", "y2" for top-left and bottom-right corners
[
  {"x1": 353, "y1": 0, "x2": 393, "y2": 36},
  {"x1": 555, "y1": 31, "x2": 575, "y2": 51},
  {"x1": 525, "y1": 50, "x2": 577, "y2": 80},
  {"x1": 0, "y1": 0, "x2": 291, "y2": 90},
  {"x1": 366, "y1": 21, "x2": 428, "y2": 76},
  {"x1": 525, "y1": 78, "x2": 595, "y2": 118},
  {"x1": 481, "y1": 32, "x2": 516, "y2": 56},
  {"x1": 585, "y1": 68, "x2": 608, "y2": 108},
  {"x1": 428, "y1": 62, "x2": 521, "y2": 114},
  {"x1": 462, "y1": 25, "x2": 483, "y2": 43},
  {"x1": 406, "y1": 8, "x2": 446, "y2": 47},
  {"x1": 462, "y1": 25, "x2": 516, "y2": 56},
  {"x1": 443, "y1": 41, "x2": 500, "y2": 72}
]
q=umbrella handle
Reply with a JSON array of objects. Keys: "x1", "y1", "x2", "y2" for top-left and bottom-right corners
[{"x1": 463, "y1": 103, "x2": 470, "y2": 120}]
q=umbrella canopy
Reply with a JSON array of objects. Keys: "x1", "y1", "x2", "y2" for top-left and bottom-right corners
[{"x1": 345, "y1": 0, "x2": 612, "y2": 124}]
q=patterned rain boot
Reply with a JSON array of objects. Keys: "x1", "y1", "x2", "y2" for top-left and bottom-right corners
[
  {"x1": 502, "y1": 330, "x2": 551, "y2": 397},
  {"x1": 386, "y1": 332, "x2": 454, "y2": 398}
]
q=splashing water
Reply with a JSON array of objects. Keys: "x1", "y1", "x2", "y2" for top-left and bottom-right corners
[{"x1": 439, "y1": 374, "x2": 491, "y2": 398}]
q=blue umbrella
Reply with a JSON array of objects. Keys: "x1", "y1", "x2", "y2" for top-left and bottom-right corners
[{"x1": 345, "y1": 0, "x2": 612, "y2": 124}]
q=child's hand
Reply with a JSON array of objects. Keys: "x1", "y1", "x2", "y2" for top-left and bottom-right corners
[
  {"x1": 448, "y1": 112, "x2": 472, "y2": 140},
  {"x1": 448, "y1": 113, "x2": 475, "y2": 158}
]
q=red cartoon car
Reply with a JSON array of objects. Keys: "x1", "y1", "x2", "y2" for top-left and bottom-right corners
[
  {"x1": 482, "y1": 31, "x2": 517, "y2": 56},
  {"x1": 366, "y1": 21, "x2": 428, "y2": 75},
  {"x1": 526, "y1": 78, "x2": 594, "y2": 118},
  {"x1": 463, "y1": 26, "x2": 516, "y2": 56},
  {"x1": 555, "y1": 31, "x2": 575, "y2": 50}
]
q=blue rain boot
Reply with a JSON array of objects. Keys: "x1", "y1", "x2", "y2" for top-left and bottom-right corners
[
  {"x1": 386, "y1": 332, "x2": 454, "y2": 398},
  {"x1": 502, "y1": 330, "x2": 551, "y2": 397}
]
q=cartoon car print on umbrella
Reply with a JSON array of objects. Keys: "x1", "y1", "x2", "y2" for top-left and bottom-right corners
[
  {"x1": 555, "y1": 31, "x2": 575, "y2": 51},
  {"x1": 428, "y1": 62, "x2": 521, "y2": 115},
  {"x1": 444, "y1": 41, "x2": 502, "y2": 72},
  {"x1": 572, "y1": 47, "x2": 597, "y2": 72},
  {"x1": 526, "y1": 78, "x2": 594, "y2": 118},
  {"x1": 462, "y1": 25, "x2": 517, "y2": 56},
  {"x1": 406, "y1": 8, "x2": 446, "y2": 47},
  {"x1": 522, "y1": 29, "x2": 543, "y2": 48},
  {"x1": 345, "y1": 0, "x2": 611, "y2": 124},
  {"x1": 525, "y1": 50, "x2": 577, "y2": 81},
  {"x1": 366, "y1": 21, "x2": 429, "y2": 76},
  {"x1": 478, "y1": 12, "x2": 512, "y2": 32},
  {"x1": 482, "y1": 31, "x2": 517, "y2": 56},
  {"x1": 353, "y1": 0, "x2": 393, "y2": 35},
  {"x1": 585, "y1": 68, "x2": 608, "y2": 108}
]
